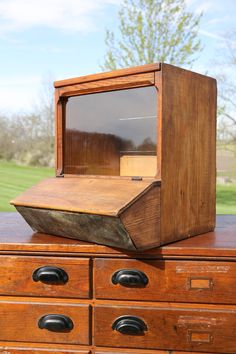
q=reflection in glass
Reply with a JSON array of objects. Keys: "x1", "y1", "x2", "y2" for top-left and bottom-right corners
[{"x1": 65, "y1": 86, "x2": 157, "y2": 176}]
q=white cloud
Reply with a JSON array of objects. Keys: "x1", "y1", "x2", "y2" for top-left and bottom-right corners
[{"x1": 0, "y1": 0, "x2": 121, "y2": 34}]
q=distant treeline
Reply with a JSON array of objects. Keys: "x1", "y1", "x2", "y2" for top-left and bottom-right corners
[{"x1": 0, "y1": 112, "x2": 54, "y2": 167}]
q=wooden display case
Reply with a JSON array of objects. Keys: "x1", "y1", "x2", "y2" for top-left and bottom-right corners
[{"x1": 11, "y1": 63, "x2": 217, "y2": 250}]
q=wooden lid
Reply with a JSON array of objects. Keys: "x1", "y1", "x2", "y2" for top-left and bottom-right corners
[
  {"x1": 54, "y1": 63, "x2": 161, "y2": 88},
  {"x1": 11, "y1": 177, "x2": 159, "y2": 217}
]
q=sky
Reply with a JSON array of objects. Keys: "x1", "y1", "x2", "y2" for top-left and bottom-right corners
[{"x1": 0, "y1": 0, "x2": 235, "y2": 115}]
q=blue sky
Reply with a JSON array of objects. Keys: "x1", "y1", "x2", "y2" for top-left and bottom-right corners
[{"x1": 0, "y1": 0, "x2": 235, "y2": 114}]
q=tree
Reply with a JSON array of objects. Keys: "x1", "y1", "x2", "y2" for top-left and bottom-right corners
[
  {"x1": 0, "y1": 74, "x2": 55, "y2": 167},
  {"x1": 216, "y1": 33, "x2": 236, "y2": 147},
  {"x1": 101, "y1": 0, "x2": 202, "y2": 70}
]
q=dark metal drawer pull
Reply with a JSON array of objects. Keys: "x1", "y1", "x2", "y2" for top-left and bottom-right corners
[
  {"x1": 38, "y1": 314, "x2": 74, "y2": 332},
  {"x1": 112, "y1": 269, "x2": 148, "y2": 287},
  {"x1": 112, "y1": 316, "x2": 147, "y2": 335},
  {"x1": 32, "y1": 266, "x2": 68, "y2": 284}
]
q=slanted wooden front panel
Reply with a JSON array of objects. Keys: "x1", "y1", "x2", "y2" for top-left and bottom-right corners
[
  {"x1": 11, "y1": 177, "x2": 154, "y2": 216},
  {"x1": 160, "y1": 64, "x2": 216, "y2": 244},
  {"x1": 16, "y1": 206, "x2": 136, "y2": 251}
]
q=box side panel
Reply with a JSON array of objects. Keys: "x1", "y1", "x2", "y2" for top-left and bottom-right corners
[
  {"x1": 121, "y1": 184, "x2": 161, "y2": 250},
  {"x1": 160, "y1": 64, "x2": 216, "y2": 244}
]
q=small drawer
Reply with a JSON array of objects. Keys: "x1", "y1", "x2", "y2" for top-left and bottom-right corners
[
  {"x1": 94, "y1": 304, "x2": 236, "y2": 353},
  {"x1": 94, "y1": 350, "x2": 213, "y2": 354},
  {"x1": 94, "y1": 258, "x2": 236, "y2": 303},
  {"x1": 0, "y1": 348, "x2": 90, "y2": 354},
  {"x1": 95, "y1": 349, "x2": 167, "y2": 353},
  {"x1": 0, "y1": 255, "x2": 90, "y2": 298},
  {"x1": 0, "y1": 299, "x2": 90, "y2": 345}
]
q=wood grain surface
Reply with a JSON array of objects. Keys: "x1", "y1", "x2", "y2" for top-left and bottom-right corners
[
  {"x1": 0, "y1": 348, "x2": 90, "y2": 353},
  {"x1": 53, "y1": 63, "x2": 217, "y2": 250},
  {"x1": 159, "y1": 64, "x2": 217, "y2": 244},
  {"x1": 120, "y1": 184, "x2": 161, "y2": 249},
  {"x1": 94, "y1": 349, "x2": 214, "y2": 354},
  {"x1": 0, "y1": 255, "x2": 90, "y2": 298},
  {"x1": 95, "y1": 258, "x2": 236, "y2": 304},
  {"x1": 0, "y1": 299, "x2": 90, "y2": 344},
  {"x1": 94, "y1": 304, "x2": 236, "y2": 353},
  {"x1": 0, "y1": 213, "x2": 235, "y2": 259},
  {"x1": 54, "y1": 63, "x2": 160, "y2": 88},
  {"x1": 11, "y1": 177, "x2": 156, "y2": 216},
  {"x1": 58, "y1": 73, "x2": 155, "y2": 97}
]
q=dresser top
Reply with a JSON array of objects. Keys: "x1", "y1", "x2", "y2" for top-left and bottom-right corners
[{"x1": 0, "y1": 213, "x2": 235, "y2": 258}]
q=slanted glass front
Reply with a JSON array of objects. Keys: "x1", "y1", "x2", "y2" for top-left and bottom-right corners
[{"x1": 65, "y1": 86, "x2": 157, "y2": 177}]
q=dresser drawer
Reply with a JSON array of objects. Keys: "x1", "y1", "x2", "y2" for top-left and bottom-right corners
[
  {"x1": 94, "y1": 304, "x2": 236, "y2": 353},
  {"x1": 0, "y1": 256, "x2": 90, "y2": 298},
  {"x1": 95, "y1": 259, "x2": 236, "y2": 303},
  {"x1": 95, "y1": 350, "x2": 213, "y2": 354},
  {"x1": 95, "y1": 350, "x2": 167, "y2": 353},
  {"x1": 95, "y1": 349, "x2": 167, "y2": 353},
  {"x1": 0, "y1": 349, "x2": 90, "y2": 354},
  {"x1": 0, "y1": 299, "x2": 90, "y2": 344}
]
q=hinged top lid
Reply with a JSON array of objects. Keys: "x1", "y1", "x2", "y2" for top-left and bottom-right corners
[{"x1": 11, "y1": 177, "x2": 159, "y2": 217}]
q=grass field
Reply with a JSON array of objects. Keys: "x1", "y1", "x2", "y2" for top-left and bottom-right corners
[
  {"x1": 0, "y1": 160, "x2": 235, "y2": 214},
  {"x1": 0, "y1": 161, "x2": 53, "y2": 211}
]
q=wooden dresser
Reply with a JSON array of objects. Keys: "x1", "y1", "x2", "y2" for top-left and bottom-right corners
[{"x1": 0, "y1": 213, "x2": 235, "y2": 354}]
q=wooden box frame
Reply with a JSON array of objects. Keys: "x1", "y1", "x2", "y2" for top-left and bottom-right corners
[
  {"x1": 12, "y1": 63, "x2": 217, "y2": 250},
  {"x1": 55, "y1": 63, "x2": 217, "y2": 244}
]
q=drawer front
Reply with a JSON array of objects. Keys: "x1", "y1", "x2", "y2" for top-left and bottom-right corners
[
  {"x1": 0, "y1": 256, "x2": 90, "y2": 298},
  {"x1": 94, "y1": 305, "x2": 236, "y2": 353},
  {"x1": 95, "y1": 351, "x2": 213, "y2": 354},
  {"x1": 95, "y1": 352, "x2": 213, "y2": 354},
  {"x1": 95, "y1": 350, "x2": 167, "y2": 353},
  {"x1": 0, "y1": 300, "x2": 90, "y2": 344},
  {"x1": 95, "y1": 259, "x2": 236, "y2": 303},
  {"x1": 0, "y1": 350, "x2": 90, "y2": 354}
]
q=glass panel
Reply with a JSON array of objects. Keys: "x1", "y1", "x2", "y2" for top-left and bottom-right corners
[{"x1": 65, "y1": 86, "x2": 157, "y2": 177}]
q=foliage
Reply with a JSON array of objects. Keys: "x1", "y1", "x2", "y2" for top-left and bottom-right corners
[
  {"x1": 216, "y1": 32, "x2": 236, "y2": 146},
  {"x1": 101, "y1": 0, "x2": 202, "y2": 70},
  {"x1": 0, "y1": 113, "x2": 54, "y2": 167},
  {"x1": 0, "y1": 161, "x2": 53, "y2": 212},
  {"x1": 0, "y1": 75, "x2": 54, "y2": 167}
]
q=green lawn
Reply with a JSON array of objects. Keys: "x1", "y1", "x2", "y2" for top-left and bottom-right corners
[
  {"x1": 0, "y1": 161, "x2": 53, "y2": 211},
  {"x1": 0, "y1": 160, "x2": 235, "y2": 214},
  {"x1": 216, "y1": 184, "x2": 236, "y2": 214}
]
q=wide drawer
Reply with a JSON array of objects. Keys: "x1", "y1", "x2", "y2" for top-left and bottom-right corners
[
  {"x1": 95, "y1": 351, "x2": 215, "y2": 354},
  {"x1": 0, "y1": 349, "x2": 90, "y2": 354},
  {"x1": 0, "y1": 255, "x2": 90, "y2": 298},
  {"x1": 94, "y1": 259, "x2": 236, "y2": 303},
  {"x1": 95, "y1": 350, "x2": 167, "y2": 353},
  {"x1": 95, "y1": 350, "x2": 213, "y2": 354},
  {"x1": 0, "y1": 299, "x2": 90, "y2": 344},
  {"x1": 94, "y1": 304, "x2": 236, "y2": 353}
]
